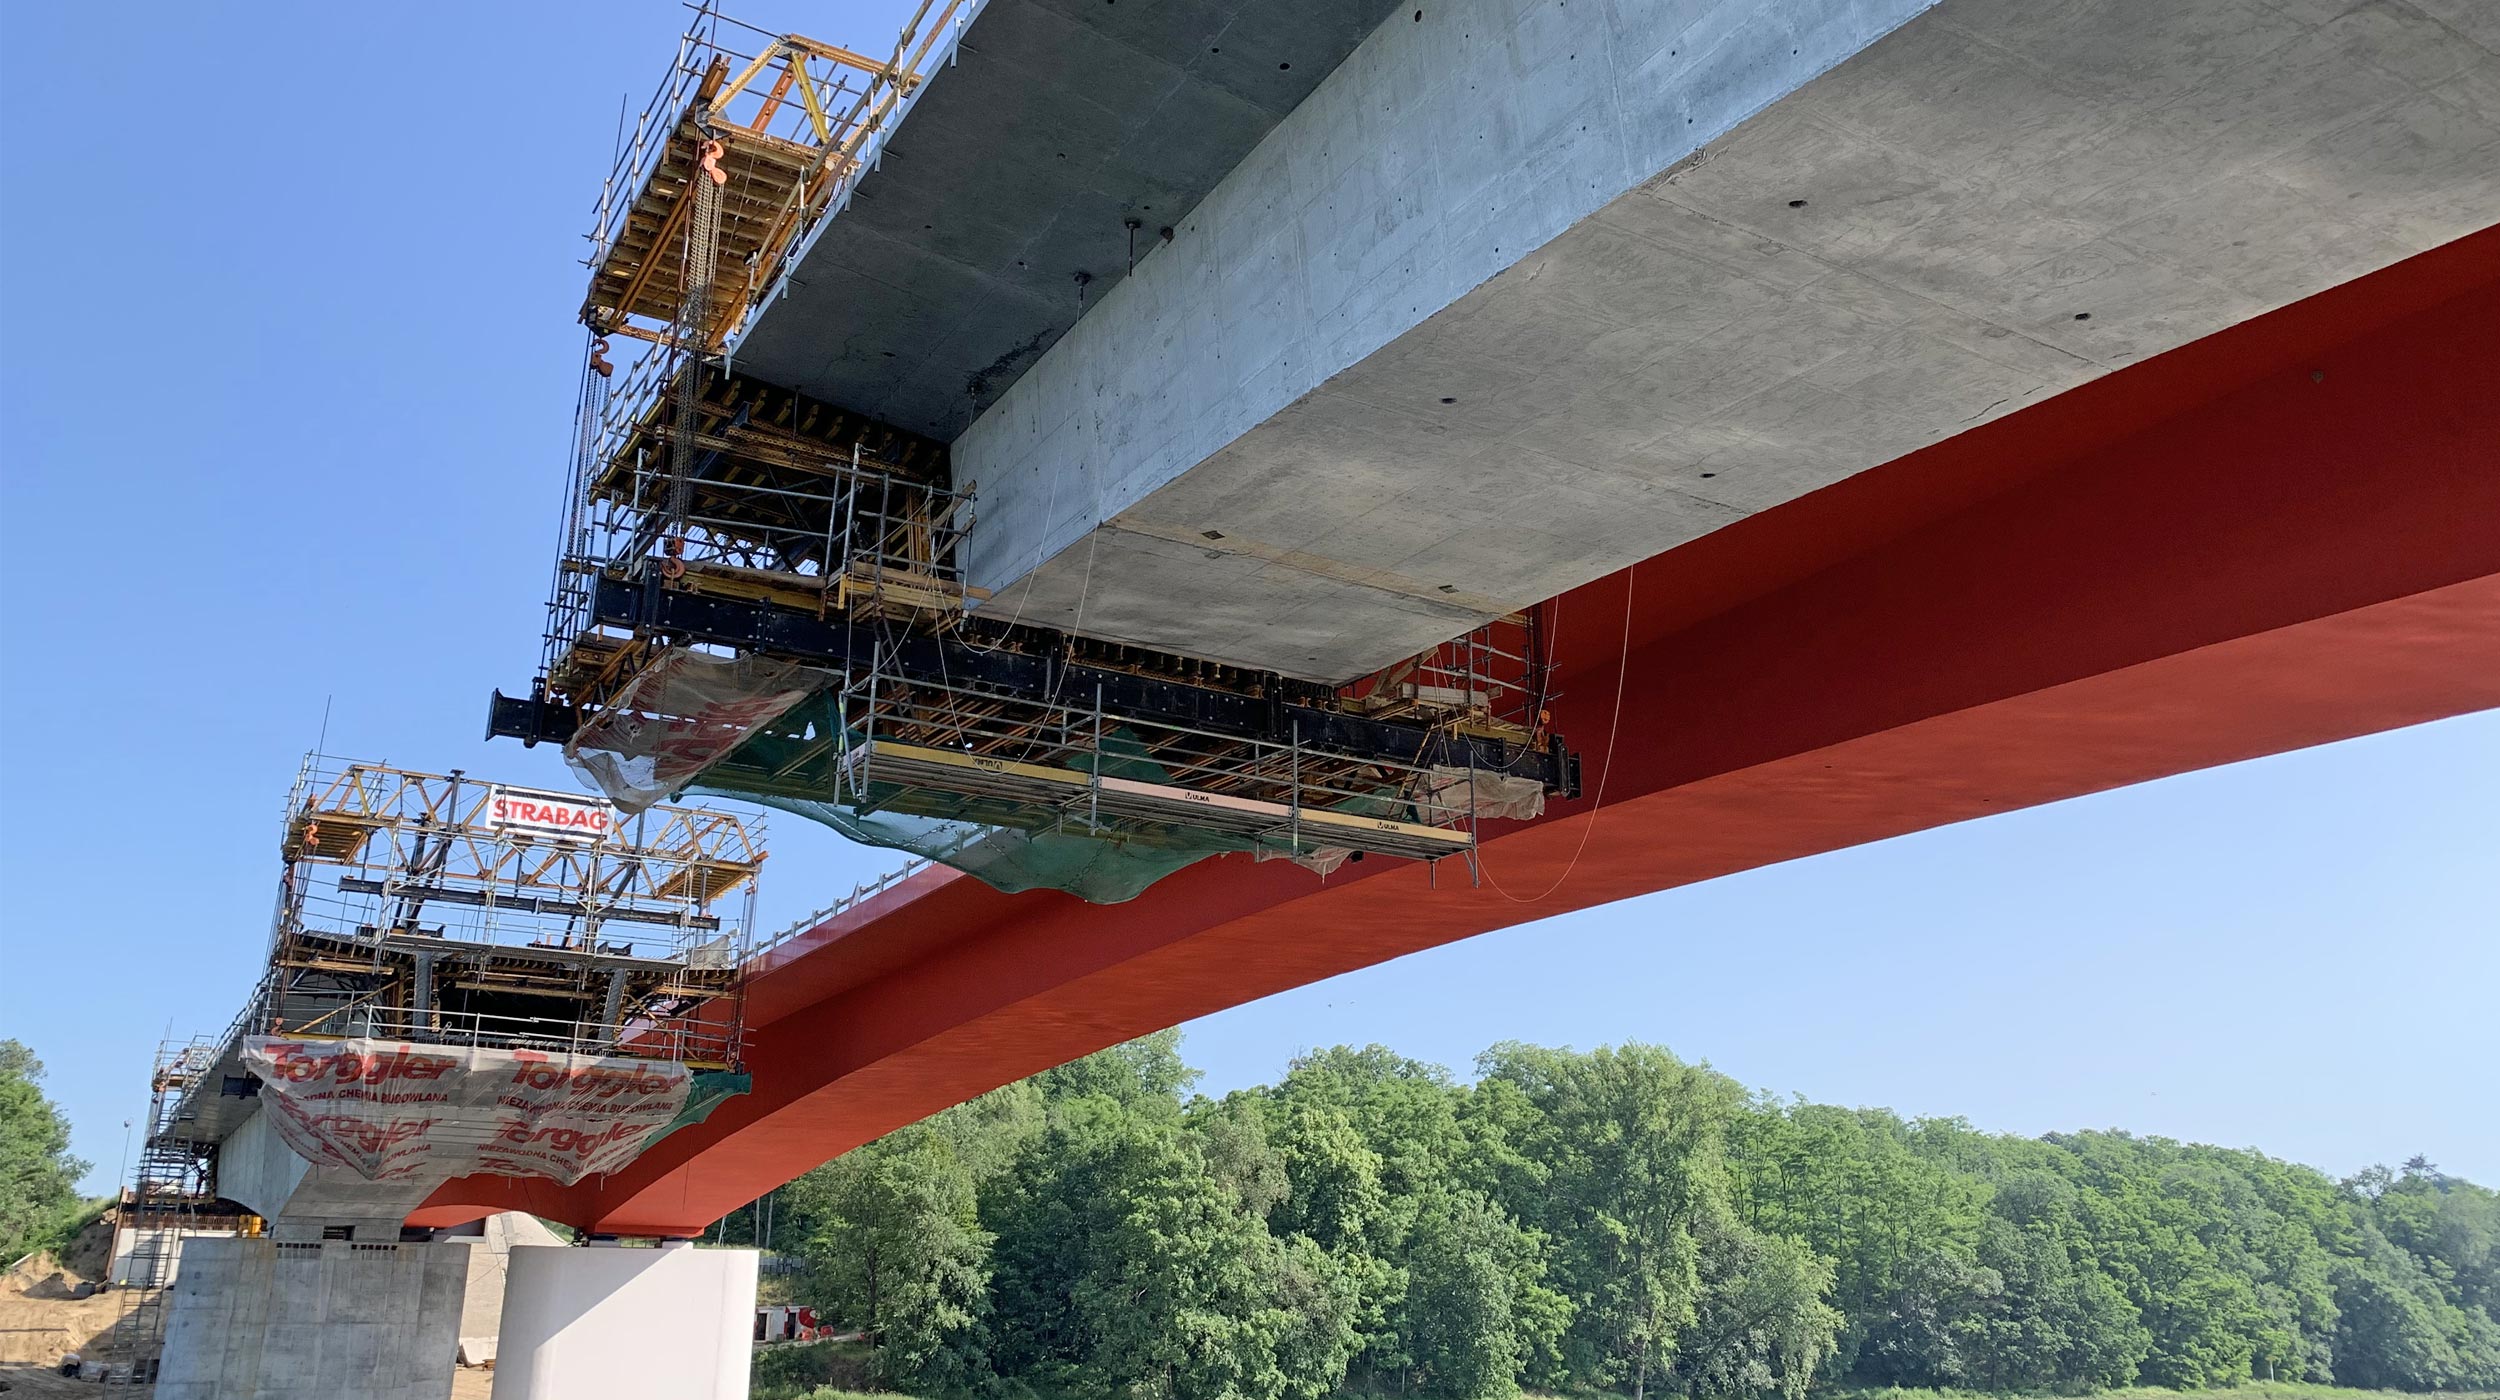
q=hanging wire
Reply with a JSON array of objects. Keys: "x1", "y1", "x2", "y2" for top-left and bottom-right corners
[{"x1": 1476, "y1": 562, "x2": 1636, "y2": 904}]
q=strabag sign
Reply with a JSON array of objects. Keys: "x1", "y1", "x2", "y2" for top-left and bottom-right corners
[
  {"x1": 485, "y1": 784, "x2": 616, "y2": 844},
  {"x1": 239, "y1": 1037, "x2": 692, "y2": 1185}
]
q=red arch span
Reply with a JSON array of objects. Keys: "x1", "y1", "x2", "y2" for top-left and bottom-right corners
[{"x1": 416, "y1": 227, "x2": 2500, "y2": 1235}]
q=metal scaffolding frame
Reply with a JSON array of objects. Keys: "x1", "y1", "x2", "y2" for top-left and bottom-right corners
[
  {"x1": 492, "y1": 3, "x2": 1583, "y2": 895},
  {"x1": 100, "y1": 1038, "x2": 228, "y2": 1367},
  {"x1": 582, "y1": 1, "x2": 972, "y2": 356},
  {"x1": 263, "y1": 756, "x2": 761, "y2": 1069}
]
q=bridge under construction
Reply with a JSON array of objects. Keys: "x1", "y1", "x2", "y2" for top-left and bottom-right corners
[{"x1": 130, "y1": 0, "x2": 2500, "y2": 1395}]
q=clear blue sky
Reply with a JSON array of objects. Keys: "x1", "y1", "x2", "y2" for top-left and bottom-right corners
[{"x1": 1, "y1": 3, "x2": 2492, "y2": 1200}]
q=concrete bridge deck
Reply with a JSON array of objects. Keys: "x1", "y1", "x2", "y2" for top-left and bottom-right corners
[{"x1": 722, "y1": 0, "x2": 2494, "y2": 681}]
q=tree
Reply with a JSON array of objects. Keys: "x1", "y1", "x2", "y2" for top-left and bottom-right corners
[
  {"x1": 1478, "y1": 1042, "x2": 1741, "y2": 1400},
  {"x1": 1672, "y1": 1216, "x2": 1841, "y2": 1400},
  {"x1": 797, "y1": 1120, "x2": 992, "y2": 1389},
  {"x1": 1033, "y1": 1027, "x2": 1198, "y2": 1114},
  {"x1": 989, "y1": 1091, "x2": 1361, "y2": 1400},
  {"x1": 0, "y1": 1040, "x2": 88, "y2": 1262},
  {"x1": 1393, "y1": 1185, "x2": 1570, "y2": 1400},
  {"x1": 752, "y1": 1033, "x2": 2500, "y2": 1400}
]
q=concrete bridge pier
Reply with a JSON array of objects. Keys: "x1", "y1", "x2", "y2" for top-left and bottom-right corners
[
  {"x1": 155, "y1": 1235, "x2": 471, "y2": 1400},
  {"x1": 490, "y1": 1241, "x2": 760, "y2": 1400},
  {"x1": 155, "y1": 1103, "x2": 487, "y2": 1398}
]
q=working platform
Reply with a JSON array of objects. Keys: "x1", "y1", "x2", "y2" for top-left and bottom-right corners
[
  {"x1": 582, "y1": 12, "x2": 956, "y2": 354},
  {"x1": 549, "y1": 359, "x2": 961, "y2": 711},
  {"x1": 499, "y1": 564, "x2": 1572, "y2": 898},
  {"x1": 844, "y1": 740, "x2": 1477, "y2": 863},
  {"x1": 263, "y1": 757, "x2": 760, "y2": 1064},
  {"x1": 495, "y1": 4, "x2": 1582, "y2": 902}
]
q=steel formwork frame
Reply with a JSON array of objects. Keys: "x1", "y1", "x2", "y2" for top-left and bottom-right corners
[
  {"x1": 582, "y1": 2, "x2": 970, "y2": 357},
  {"x1": 545, "y1": 360, "x2": 965, "y2": 711},
  {"x1": 263, "y1": 756, "x2": 761, "y2": 1069},
  {"x1": 498, "y1": 3, "x2": 1581, "y2": 889}
]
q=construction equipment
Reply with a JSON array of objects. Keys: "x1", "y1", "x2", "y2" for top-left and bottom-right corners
[{"x1": 488, "y1": 5, "x2": 1582, "y2": 901}]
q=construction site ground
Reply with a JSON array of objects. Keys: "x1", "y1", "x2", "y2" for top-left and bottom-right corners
[{"x1": 0, "y1": 1367, "x2": 494, "y2": 1397}]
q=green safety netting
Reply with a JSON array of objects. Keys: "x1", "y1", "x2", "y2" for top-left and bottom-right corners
[
  {"x1": 689, "y1": 690, "x2": 1263, "y2": 904},
  {"x1": 638, "y1": 1070, "x2": 752, "y2": 1153}
]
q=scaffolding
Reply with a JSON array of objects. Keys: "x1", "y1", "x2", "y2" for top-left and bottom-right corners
[
  {"x1": 806, "y1": 662, "x2": 1487, "y2": 862},
  {"x1": 492, "y1": 3, "x2": 1582, "y2": 902},
  {"x1": 261, "y1": 756, "x2": 762, "y2": 1068},
  {"x1": 582, "y1": 3, "x2": 970, "y2": 356},
  {"x1": 555, "y1": 0, "x2": 977, "y2": 709},
  {"x1": 546, "y1": 363, "x2": 967, "y2": 715},
  {"x1": 101, "y1": 1038, "x2": 226, "y2": 1367}
]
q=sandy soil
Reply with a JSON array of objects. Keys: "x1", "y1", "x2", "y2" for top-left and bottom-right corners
[
  {"x1": 1, "y1": 1241, "x2": 144, "y2": 1373},
  {"x1": 0, "y1": 1360, "x2": 145, "y2": 1395}
]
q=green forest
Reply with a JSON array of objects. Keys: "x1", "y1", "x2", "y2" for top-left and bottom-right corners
[{"x1": 735, "y1": 1035, "x2": 2499, "y2": 1400}]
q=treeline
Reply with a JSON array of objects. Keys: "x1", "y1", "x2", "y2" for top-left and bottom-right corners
[{"x1": 739, "y1": 1036, "x2": 2500, "y2": 1400}]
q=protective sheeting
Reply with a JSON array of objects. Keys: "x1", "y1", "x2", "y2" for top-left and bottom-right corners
[
  {"x1": 241, "y1": 1037, "x2": 705, "y2": 1186},
  {"x1": 567, "y1": 648, "x2": 830, "y2": 813},
  {"x1": 1412, "y1": 766, "x2": 1548, "y2": 825},
  {"x1": 1254, "y1": 843, "x2": 1354, "y2": 877}
]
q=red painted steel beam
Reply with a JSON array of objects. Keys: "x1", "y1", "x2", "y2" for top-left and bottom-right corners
[{"x1": 413, "y1": 228, "x2": 2500, "y2": 1235}]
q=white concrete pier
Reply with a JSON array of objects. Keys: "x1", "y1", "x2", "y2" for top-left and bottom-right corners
[{"x1": 491, "y1": 1241, "x2": 759, "y2": 1400}]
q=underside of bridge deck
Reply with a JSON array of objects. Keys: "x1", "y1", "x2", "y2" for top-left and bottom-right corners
[{"x1": 418, "y1": 227, "x2": 2500, "y2": 1236}]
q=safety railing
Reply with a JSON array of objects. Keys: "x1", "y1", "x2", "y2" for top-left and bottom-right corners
[
  {"x1": 751, "y1": 858, "x2": 935, "y2": 957},
  {"x1": 584, "y1": 0, "x2": 977, "y2": 352},
  {"x1": 258, "y1": 993, "x2": 744, "y2": 1068}
]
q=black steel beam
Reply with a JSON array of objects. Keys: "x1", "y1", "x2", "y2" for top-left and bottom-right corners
[
  {"x1": 488, "y1": 690, "x2": 576, "y2": 744},
  {"x1": 487, "y1": 576, "x2": 1580, "y2": 795},
  {"x1": 336, "y1": 877, "x2": 721, "y2": 930}
]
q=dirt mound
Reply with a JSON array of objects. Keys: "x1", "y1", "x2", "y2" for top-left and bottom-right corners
[
  {"x1": 0, "y1": 1228, "x2": 144, "y2": 1369},
  {"x1": 53, "y1": 1213, "x2": 114, "y2": 1285}
]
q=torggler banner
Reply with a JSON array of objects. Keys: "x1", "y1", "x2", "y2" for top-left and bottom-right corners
[{"x1": 240, "y1": 1036, "x2": 694, "y2": 1185}]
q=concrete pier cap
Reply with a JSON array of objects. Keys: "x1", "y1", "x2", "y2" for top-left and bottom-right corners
[{"x1": 949, "y1": 0, "x2": 2498, "y2": 680}]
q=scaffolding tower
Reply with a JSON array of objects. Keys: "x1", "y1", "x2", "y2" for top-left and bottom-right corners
[
  {"x1": 582, "y1": 4, "x2": 967, "y2": 358},
  {"x1": 260, "y1": 756, "x2": 762, "y2": 1067},
  {"x1": 493, "y1": 4, "x2": 1581, "y2": 900},
  {"x1": 101, "y1": 1038, "x2": 225, "y2": 1370}
]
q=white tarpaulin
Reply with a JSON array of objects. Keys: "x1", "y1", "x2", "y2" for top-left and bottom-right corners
[
  {"x1": 566, "y1": 647, "x2": 830, "y2": 814},
  {"x1": 1411, "y1": 766, "x2": 1548, "y2": 825},
  {"x1": 241, "y1": 1037, "x2": 694, "y2": 1186}
]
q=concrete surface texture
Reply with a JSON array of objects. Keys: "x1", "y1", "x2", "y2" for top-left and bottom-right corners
[
  {"x1": 954, "y1": 0, "x2": 2498, "y2": 680},
  {"x1": 448, "y1": 1212, "x2": 566, "y2": 1359},
  {"x1": 491, "y1": 1243, "x2": 757, "y2": 1400},
  {"x1": 216, "y1": 1102, "x2": 446, "y2": 1241},
  {"x1": 730, "y1": 0, "x2": 1406, "y2": 438},
  {"x1": 155, "y1": 1237, "x2": 470, "y2": 1400}
]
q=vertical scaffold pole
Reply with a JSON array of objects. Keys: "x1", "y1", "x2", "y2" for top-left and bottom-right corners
[{"x1": 1290, "y1": 721, "x2": 1302, "y2": 855}]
